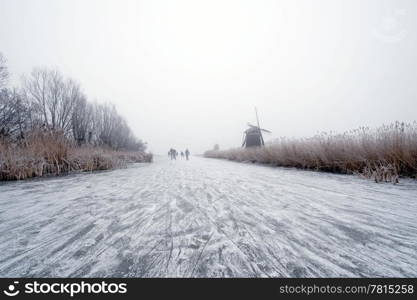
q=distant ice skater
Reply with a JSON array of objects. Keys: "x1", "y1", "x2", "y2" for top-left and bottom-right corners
[
  {"x1": 169, "y1": 148, "x2": 177, "y2": 160},
  {"x1": 169, "y1": 148, "x2": 188, "y2": 160}
]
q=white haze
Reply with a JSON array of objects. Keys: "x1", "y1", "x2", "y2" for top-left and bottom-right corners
[{"x1": 1, "y1": 0, "x2": 416, "y2": 154}]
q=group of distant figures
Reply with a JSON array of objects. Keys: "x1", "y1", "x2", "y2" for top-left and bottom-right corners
[{"x1": 168, "y1": 148, "x2": 190, "y2": 160}]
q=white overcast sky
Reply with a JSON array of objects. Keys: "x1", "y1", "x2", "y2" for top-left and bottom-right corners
[{"x1": 1, "y1": 0, "x2": 416, "y2": 154}]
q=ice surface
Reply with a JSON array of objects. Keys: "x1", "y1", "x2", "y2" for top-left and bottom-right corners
[{"x1": 0, "y1": 156, "x2": 416, "y2": 277}]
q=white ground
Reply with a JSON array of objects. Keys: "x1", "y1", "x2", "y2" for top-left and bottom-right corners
[{"x1": 0, "y1": 156, "x2": 416, "y2": 277}]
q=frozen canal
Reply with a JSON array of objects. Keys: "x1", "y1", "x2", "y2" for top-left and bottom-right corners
[{"x1": 0, "y1": 156, "x2": 417, "y2": 277}]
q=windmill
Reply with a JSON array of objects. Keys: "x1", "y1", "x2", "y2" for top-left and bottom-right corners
[{"x1": 242, "y1": 108, "x2": 271, "y2": 148}]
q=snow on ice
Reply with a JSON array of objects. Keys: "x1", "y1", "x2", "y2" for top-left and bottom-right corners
[{"x1": 0, "y1": 156, "x2": 416, "y2": 277}]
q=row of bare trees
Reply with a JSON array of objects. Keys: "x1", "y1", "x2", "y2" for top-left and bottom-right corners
[{"x1": 0, "y1": 52, "x2": 146, "y2": 152}]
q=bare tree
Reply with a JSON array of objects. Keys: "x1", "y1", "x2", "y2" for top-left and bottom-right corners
[
  {"x1": 12, "y1": 65, "x2": 147, "y2": 152},
  {"x1": 90, "y1": 102, "x2": 146, "y2": 151},
  {"x1": 72, "y1": 95, "x2": 93, "y2": 145},
  {"x1": 22, "y1": 68, "x2": 49, "y2": 127},
  {"x1": 44, "y1": 69, "x2": 64, "y2": 130},
  {"x1": 57, "y1": 78, "x2": 82, "y2": 135},
  {"x1": 22, "y1": 68, "x2": 81, "y2": 135},
  {"x1": 0, "y1": 88, "x2": 28, "y2": 139}
]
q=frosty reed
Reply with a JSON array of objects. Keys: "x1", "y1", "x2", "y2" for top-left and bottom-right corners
[
  {"x1": 0, "y1": 129, "x2": 152, "y2": 181},
  {"x1": 204, "y1": 122, "x2": 417, "y2": 183}
]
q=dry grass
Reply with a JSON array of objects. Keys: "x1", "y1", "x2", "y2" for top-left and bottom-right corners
[
  {"x1": 0, "y1": 130, "x2": 152, "y2": 181},
  {"x1": 204, "y1": 122, "x2": 417, "y2": 183}
]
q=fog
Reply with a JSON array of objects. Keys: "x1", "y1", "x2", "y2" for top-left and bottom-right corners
[{"x1": 1, "y1": 0, "x2": 416, "y2": 154}]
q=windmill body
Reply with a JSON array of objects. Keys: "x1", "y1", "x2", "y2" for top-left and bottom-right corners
[
  {"x1": 243, "y1": 127, "x2": 263, "y2": 147},
  {"x1": 242, "y1": 109, "x2": 271, "y2": 148}
]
